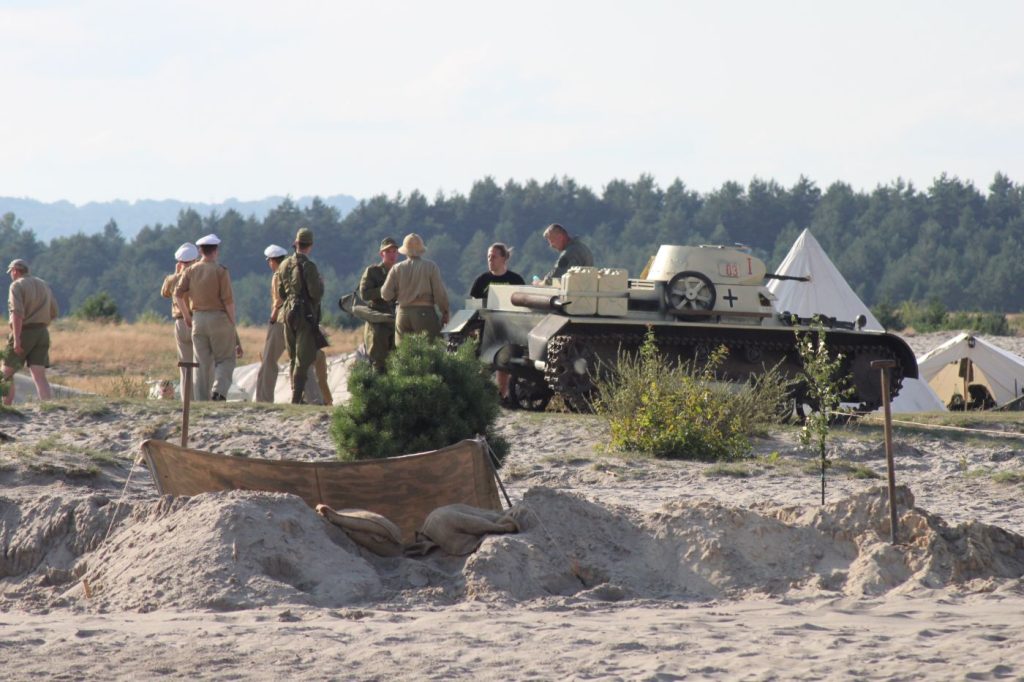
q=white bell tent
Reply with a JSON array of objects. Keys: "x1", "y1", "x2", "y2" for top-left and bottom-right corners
[
  {"x1": 768, "y1": 229, "x2": 945, "y2": 412},
  {"x1": 916, "y1": 333, "x2": 1024, "y2": 409}
]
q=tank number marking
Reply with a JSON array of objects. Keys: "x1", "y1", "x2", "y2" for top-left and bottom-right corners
[
  {"x1": 747, "y1": 257, "x2": 753, "y2": 275},
  {"x1": 719, "y1": 262, "x2": 740, "y2": 278}
]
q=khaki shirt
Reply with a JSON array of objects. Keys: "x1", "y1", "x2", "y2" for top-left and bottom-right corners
[
  {"x1": 276, "y1": 253, "x2": 324, "y2": 317},
  {"x1": 270, "y1": 270, "x2": 284, "y2": 322},
  {"x1": 359, "y1": 262, "x2": 395, "y2": 314},
  {"x1": 161, "y1": 272, "x2": 191, "y2": 318},
  {"x1": 175, "y1": 261, "x2": 233, "y2": 312},
  {"x1": 8, "y1": 275, "x2": 58, "y2": 326},
  {"x1": 381, "y1": 257, "x2": 449, "y2": 316}
]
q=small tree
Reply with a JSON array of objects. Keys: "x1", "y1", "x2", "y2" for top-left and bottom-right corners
[
  {"x1": 795, "y1": 323, "x2": 853, "y2": 504},
  {"x1": 75, "y1": 292, "x2": 121, "y2": 323},
  {"x1": 329, "y1": 334, "x2": 508, "y2": 464}
]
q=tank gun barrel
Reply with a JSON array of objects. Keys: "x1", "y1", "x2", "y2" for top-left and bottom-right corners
[
  {"x1": 765, "y1": 273, "x2": 811, "y2": 282},
  {"x1": 510, "y1": 291, "x2": 567, "y2": 312}
]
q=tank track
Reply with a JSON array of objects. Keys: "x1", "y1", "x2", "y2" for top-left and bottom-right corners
[{"x1": 543, "y1": 329, "x2": 907, "y2": 413}]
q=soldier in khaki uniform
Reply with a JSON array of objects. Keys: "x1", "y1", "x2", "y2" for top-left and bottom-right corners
[
  {"x1": 255, "y1": 244, "x2": 289, "y2": 402},
  {"x1": 381, "y1": 233, "x2": 450, "y2": 344},
  {"x1": 161, "y1": 242, "x2": 199, "y2": 401},
  {"x1": 2, "y1": 259, "x2": 59, "y2": 405},
  {"x1": 174, "y1": 234, "x2": 242, "y2": 401},
  {"x1": 276, "y1": 228, "x2": 324, "y2": 404},
  {"x1": 359, "y1": 237, "x2": 399, "y2": 371}
]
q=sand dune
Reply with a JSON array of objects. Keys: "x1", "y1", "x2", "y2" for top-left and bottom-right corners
[{"x1": 1, "y1": 400, "x2": 1022, "y2": 679}]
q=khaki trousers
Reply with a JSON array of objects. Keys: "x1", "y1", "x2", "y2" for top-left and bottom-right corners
[
  {"x1": 395, "y1": 305, "x2": 441, "y2": 345},
  {"x1": 192, "y1": 310, "x2": 236, "y2": 400},
  {"x1": 284, "y1": 318, "x2": 317, "y2": 399},
  {"x1": 364, "y1": 321, "x2": 395, "y2": 370},
  {"x1": 314, "y1": 351, "x2": 332, "y2": 406},
  {"x1": 174, "y1": 318, "x2": 196, "y2": 401},
  {"x1": 256, "y1": 322, "x2": 285, "y2": 402},
  {"x1": 257, "y1": 321, "x2": 326, "y2": 404}
]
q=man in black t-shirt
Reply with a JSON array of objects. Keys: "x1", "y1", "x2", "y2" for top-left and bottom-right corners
[
  {"x1": 469, "y1": 243, "x2": 524, "y2": 407},
  {"x1": 470, "y1": 243, "x2": 525, "y2": 300}
]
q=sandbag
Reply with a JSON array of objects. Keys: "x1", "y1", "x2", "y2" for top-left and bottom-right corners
[
  {"x1": 406, "y1": 503, "x2": 522, "y2": 557},
  {"x1": 316, "y1": 504, "x2": 404, "y2": 557}
]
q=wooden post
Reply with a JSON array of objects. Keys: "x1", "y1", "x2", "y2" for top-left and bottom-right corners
[
  {"x1": 178, "y1": 362, "x2": 199, "y2": 448},
  {"x1": 871, "y1": 359, "x2": 899, "y2": 544}
]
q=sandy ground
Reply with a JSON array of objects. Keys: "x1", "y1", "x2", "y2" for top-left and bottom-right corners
[{"x1": 2, "y1": 386, "x2": 1024, "y2": 679}]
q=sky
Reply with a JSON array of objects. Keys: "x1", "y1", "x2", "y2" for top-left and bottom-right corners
[{"x1": 1, "y1": 0, "x2": 1022, "y2": 205}]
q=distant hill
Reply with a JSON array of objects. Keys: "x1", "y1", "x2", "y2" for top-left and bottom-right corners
[{"x1": 0, "y1": 194, "x2": 359, "y2": 241}]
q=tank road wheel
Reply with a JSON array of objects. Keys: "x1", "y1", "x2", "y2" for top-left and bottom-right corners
[
  {"x1": 545, "y1": 335, "x2": 600, "y2": 413},
  {"x1": 510, "y1": 369, "x2": 553, "y2": 412},
  {"x1": 664, "y1": 271, "x2": 716, "y2": 318}
]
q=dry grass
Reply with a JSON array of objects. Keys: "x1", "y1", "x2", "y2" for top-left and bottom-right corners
[{"x1": 47, "y1": 319, "x2": 361, "y2": 397}]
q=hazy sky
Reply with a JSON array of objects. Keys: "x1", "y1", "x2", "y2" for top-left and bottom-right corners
[{"x1": 1, "y1": 1, "x2": 1021, "y2": 204}]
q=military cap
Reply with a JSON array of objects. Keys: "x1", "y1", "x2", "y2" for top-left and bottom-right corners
[
  {"x1": 196, "y1": 233, "x2": 221, "y2": 246},
  {"x1": 379, "y1": 237, "x2": 399, "y2": 251},
  {"x1": 174, "y1": 242, "x2": 199, "y2": 262},
  {"x1": 264, "y1": 244, "x2": 288, "y2": 259},
  {"x1": 294, "y1": 227, "x2": 314, "y2": 246},
  {"x1": 6, "y1": 258, "x2": 28, "y2": 273}
]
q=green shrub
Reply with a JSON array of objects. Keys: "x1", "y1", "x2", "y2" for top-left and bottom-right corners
[
  {"x1": 329, "y1": 334, "x2": 508, "y2": 464},
  {"x1": 0, "y1": 346, "x2": 10, "y2": 399},
  {"x1": 871, "y1": 298, "x2": 903, "y2": 331},
  {"x1": 946, "y1": 311, "x2": 1010, "y2": 335},
  {"x1": 593, "y1": 329, "x2": 789, "y2": 461},
  {"x1": 134, "y1": 309, "x2": 166, "y2": 324},
  {"x1": 75, "y1": 292, "x2": 121, "y2": 323},
  {"x1": 874, "y1": 298, "x2": 1009, "y2": 335}
]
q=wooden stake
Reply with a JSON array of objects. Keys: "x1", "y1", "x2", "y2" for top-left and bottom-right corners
[
  {"x1": 178, "y1": 362, "x2": 199, "y2": 448},
  {"x1": 871, "y1": 359, "x2": 899, "y2": 544}
]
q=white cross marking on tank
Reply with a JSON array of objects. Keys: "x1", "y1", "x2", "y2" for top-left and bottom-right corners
[{"x1": 724, "y1": 289, "x2": 738, "y2": 307}]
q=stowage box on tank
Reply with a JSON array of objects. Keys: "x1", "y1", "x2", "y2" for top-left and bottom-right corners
[{"x1": 443, "y1": 244, "x2": 918, "y2": 412}]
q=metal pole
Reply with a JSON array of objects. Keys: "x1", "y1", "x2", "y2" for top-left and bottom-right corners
[
  {"x1": 871, "y1": 359, "x2": 898, "y2": 544},
  {"x1": 179, "y1": 361, "x2": 199, "y2": 448},
  {"x1": 481, "y1": 437, "x2": 513, "y2": 509}
]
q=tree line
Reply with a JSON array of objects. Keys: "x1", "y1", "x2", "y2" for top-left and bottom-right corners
[{"x1": 2, "y1": 172, "x2": 1023, "y2": 328}]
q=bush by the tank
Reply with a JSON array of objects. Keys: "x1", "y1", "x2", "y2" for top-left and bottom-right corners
[
  {"x1": 593, "y1": 329, "x2": 789, "y2": 461},
  {"x1": 329, "y1": 334, "x2": 508, "y2": 464}
]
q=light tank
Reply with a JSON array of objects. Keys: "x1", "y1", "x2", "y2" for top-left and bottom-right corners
[{"x1": 443, "y1": 244, "x2": 918, "y2": 412}]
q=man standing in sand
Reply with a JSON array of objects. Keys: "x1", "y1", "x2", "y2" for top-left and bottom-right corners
[
  {"x1": 161, "y1": 242, "x2": 199, "y2": 402},
  {"x1": 254, "y1": 243, "x2": 328, "y2": 404},
  {"x1": 2, "y1": 259, "x2": 58, "y2": 405},
  {"x1": 277, "y1": 228, "x2": 324, "y2": 404},
  {"x1": 174, "y1": 234, "x2": 242, "y2": 401},
  {"x1": 381, "y1": 233, "x2": 450, "y2": 344},
  {"x1": 542, "y1": 223, "x2": 593, "y2": 284},
  {"x1": 255, "y1": 244, "x2": 288, "y2": 402},
  {"x1": 359, "y1": 237, "x2": 399, "y2": 372}
]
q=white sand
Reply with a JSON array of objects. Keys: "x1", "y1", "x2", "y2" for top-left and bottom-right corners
[{"x1": 1, "y1": 396, "x2": 1023, "y2": 680}]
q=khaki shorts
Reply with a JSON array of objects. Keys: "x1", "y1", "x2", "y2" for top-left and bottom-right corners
[{"x1": 4, "y1": 325, "x2": 51, "y2": 370}]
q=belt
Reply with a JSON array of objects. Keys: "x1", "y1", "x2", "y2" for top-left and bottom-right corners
[
  {"x1": 403, "y1": 298, "x2": 434, "y2": 307},
  {"x1": 22, "y1": 322, "x2": 47, "y2": 329}
]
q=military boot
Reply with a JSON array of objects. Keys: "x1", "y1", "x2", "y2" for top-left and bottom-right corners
[{"x1": 291, "y1": 377, "x2": 306, "y2": 405}]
